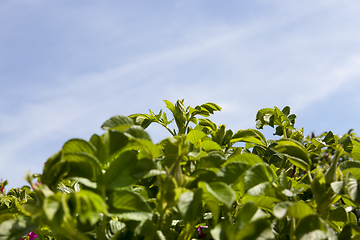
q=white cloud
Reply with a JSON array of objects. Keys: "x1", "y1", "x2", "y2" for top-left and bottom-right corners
[{"x1": 2, "y1": 1, "x2": 360, "y2": 189}]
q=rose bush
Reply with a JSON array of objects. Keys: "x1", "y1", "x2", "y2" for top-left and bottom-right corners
[{"x1": 1, "y1": 99, "x2": 360, "y2": 240}]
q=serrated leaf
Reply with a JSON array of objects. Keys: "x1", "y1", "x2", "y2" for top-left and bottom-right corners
[
  {"x1": 350, "y1": 140, "x2": 360, "y2": 161},
  {"x1": 199, "y1": 102, "x2": 222, "y2": 113},
  {"x1": 63, "y1": 153, "x2": 102, "y2": 182},
  {"x1": 103, "y1": 150, "x2": 140, "y2": 189},
  {"x1": 124, "y1": 125, "x2": 152, "y2": 141},
  {"x1": 198, "y1": 118, "x2": 217, "y2": 131},
  {"x1": 62, "y1": 139, "x2": 97, "y2": 156},
  {"x1": 245, "y1": 163, "x2": 276, "y2": 195},
  {"x1": 339, "y1": 160, "x2": 360, "y2": 179},
  {"x1": 199, "y1": 181, "x2": 236, "y2": 209},
  {"x1": 345, "y1": 173, "x2": 360, "y2": 205},
  {"x1": 101, "y1": 115, "x2": 134, "y2": 131},
  {"x1": 271, "y1": 139, "x2": 311, "y2": 170}
]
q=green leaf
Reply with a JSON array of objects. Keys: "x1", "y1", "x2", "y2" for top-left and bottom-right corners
[
  {"x1": 295, "y1": 215, "x2": 327, "y2": 240},
  {"x1": 199, "y1": 181, "x2": 235, "y2": 223},
  {"x1": 177, "y1": 189, "x2": 203, "y2": 222},
  {"x1": 287, "y1": 201, "x2": 314, "y2": 219},
  {"x1": 216, "y1": 162, "x2": 250, "y2": 185},
  {"x1": 198, "y1": 118, "x2": 217, "y2": 131},
  {"x1": 0, "y1": 215, "x2": 36, "y2": 240},
  {"x1": 231, "y1": 129, "x2": 266, "y2": 147},
  {"x1": 210, "y1": 221, "x2": 235, "y2": 240},
  {"x1": 323, "y1": 131, "x2": 336, "y2": 145},
  {"x1": 245, "y1": 163, "x2": 276, "y2": 196},
  {"x1": 339, "y1": 160, "x2": 360, "y2": 179},
  {"x1": 107, "y1": 189, "x2": 151, "y2": 213},
  {"x1": 66, "y1": 190, "x2": 107, "y2": 225},
  {"x1": 103, "y1": 150, "x2": 140, "y2": 189},
  {"x1": 273, "y1": 201, "x2": 293, "y2": 219},
  {"x1": 199, "y1": 102, "x2": 222, "y2": 114},
  {"x1": 224, "y1": 153, "x2": 263, "y2": 167},
  {"x1": 274, "y1": 106, "x2": 294, "y2": 128},
  {"x1": 62, "y1": 139, "x2": 97, "y2": 156},
  {"x1": 43, "y1": 192, "x2": 63, "y2": 224},
  {"x1": 235, "y1": 201, "x2": 269, "y2": 230},
  {"x1": 198, "y1": 152, "x2": 226, "y2": 169},
  {"x1": 128, "y1": 113, "x2": 154, "y2": 129},
  {"x1": 114, "y1": 212, "x2": 153, "y2": 221},
  {"x1": 331, "y1": 181, "x2": 345, "y2": 195},
  {"x1": 174, "y1": 100, "x2": 187, "y2": 134},
  {"x1": 271, "y1": 139, "x2": 311, "y2": 170},
  {"x1": 350, "y1": 140, "x2": 360, "y2": 161},
  {"x1": 199, "y1": 181, "x2": 236, "y2": 209},
  {"x1": 134, "y1": 139, "x2": 161, "y2": 159},
  {"x1": 63, "y1": 153, "x2": 102, "y2": 182},
  {"x1": 200, "y1": 140, "x2": 222, "y2": 151},
  {"x1": 42, "y1": 151, "x2": 70, "y2": 189},
  {"x1": 328, "y1": 207, "x2": 347, "y2": 225},
  {"x1": 101, "y1": 115, "x2": 134, "y2": 131},
  {"x1": 282, "y1": 106, "x2": 291, "y2": 116},
  {"x1": 164, "y1": 100, "x2": 175, "y2": 113},
  {"x1": 95, "y1": 130, "x2": 129, "y2": 164},
  {"x1": 235, "y1": 218, "x2": 274, "y2": 240},
  {"x1": 187, "y1": 130, "x2": 207, "y2": 144},
  {"x1": 339, "y1": 136, "x2": 353, "y2": 153},
  {"x1": 345, "y1": 173, "x2": 360, "y2": 205},
  {"x1": 256, "y1": 108, "x2": 275, "y2": 129},
  {"x1": 134, "y1": 219, "x2": 157, "y2": 237},
  {"x1": 233, "y1": 204, "x2": 274, "y2": 240},
  {"x1": 211, "y1": 124, "x2": 230, "y2": 145},
  {"x1": 124, "y1": 125, "x2": 152, "y2": 141}
]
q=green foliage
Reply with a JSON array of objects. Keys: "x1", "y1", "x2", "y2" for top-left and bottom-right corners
[{"x1": 2, "y1": 100, "x2": 360, "y2": 239}]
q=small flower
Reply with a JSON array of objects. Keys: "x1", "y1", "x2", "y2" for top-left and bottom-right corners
[
  {"x1": 0, "y1": 187, "x2": 3, "y2": 194},
  {"x1": 31, "y1": 182, "x2": 41, "y2": 190},
  {"x1": 21, "y1": 231, "x2": 38, "y2": 240}
]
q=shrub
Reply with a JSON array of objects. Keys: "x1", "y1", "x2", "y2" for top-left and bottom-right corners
[{"x1": 1, "y1": 99, "x2": 360, "y2": 240}]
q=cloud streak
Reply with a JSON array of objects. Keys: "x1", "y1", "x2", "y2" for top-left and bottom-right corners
[{"x1": 2, "y1": 1, "x2": 360, "y2": 188}]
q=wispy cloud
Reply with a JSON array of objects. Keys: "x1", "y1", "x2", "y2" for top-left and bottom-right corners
[{"x1": 2, "y1": 1, "x2": 360, "y2": 188}]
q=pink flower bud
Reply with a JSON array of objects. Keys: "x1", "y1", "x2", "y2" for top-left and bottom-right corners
[{"x1": 21, "y1": 231, "x2": 38, "y2": 240}]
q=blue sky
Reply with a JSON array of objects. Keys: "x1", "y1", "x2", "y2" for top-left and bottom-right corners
[{"x1": 1, "y1": 0, "x2": 360, "y2": 189}]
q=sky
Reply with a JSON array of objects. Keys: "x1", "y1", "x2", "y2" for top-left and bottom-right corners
[{"x1": 1, "y1": 0, "x2": 360, "y2": 189}]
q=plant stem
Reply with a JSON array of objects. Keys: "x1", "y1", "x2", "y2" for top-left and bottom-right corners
[{"x1": 307, "y1": 170, "x2": 313, "y2": 182}]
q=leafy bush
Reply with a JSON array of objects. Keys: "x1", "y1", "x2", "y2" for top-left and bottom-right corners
[{"x1": 1, "y1": 99, "x2": 360, "y2": 240}]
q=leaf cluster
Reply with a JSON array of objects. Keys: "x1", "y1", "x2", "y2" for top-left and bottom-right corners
[{"x1": 1, "y1": 100, "x2": 360, "y2": 240}]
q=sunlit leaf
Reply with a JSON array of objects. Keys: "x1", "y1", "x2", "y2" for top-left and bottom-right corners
[
  {"x1": 271, "y1": 139, "x2": 311, "y2": 170},
  {"x1": 101, "y1": 115, "x2": 134, "y2": 131}
]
